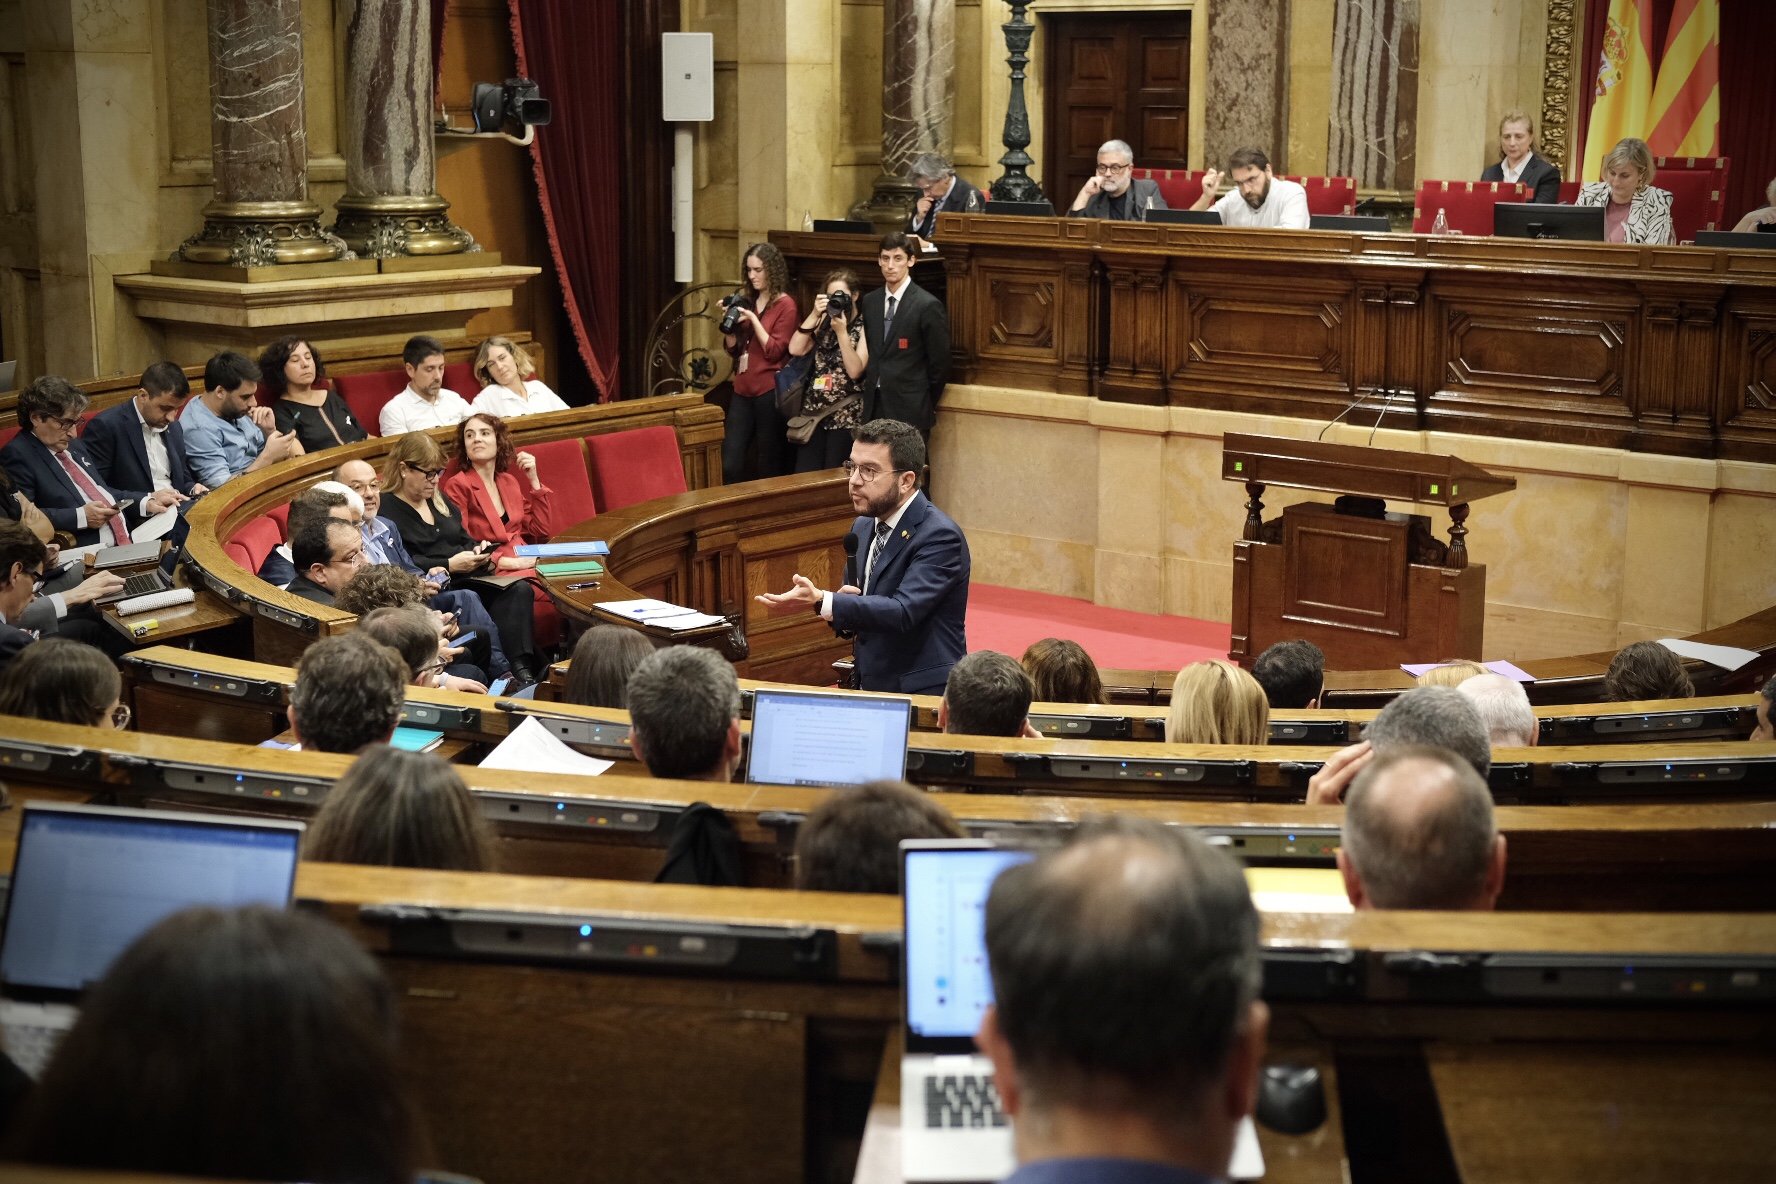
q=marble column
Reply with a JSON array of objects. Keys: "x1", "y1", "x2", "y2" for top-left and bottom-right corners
[
  {"x1": 850, "y1": 0, "x2": 956, "y2": 228},
  {"x1": 1327, "y1": 0, "x2": 1420, "y2": 189},
  {"x1": 1205, "y1": 0, "x2": 1288, "y2": 174},
  {"x1": 176, "y1": 0, "x2": 349, "y2": 265},
  {"x1": 330, "y1": 0, "x2": 476, "y2": 257}
]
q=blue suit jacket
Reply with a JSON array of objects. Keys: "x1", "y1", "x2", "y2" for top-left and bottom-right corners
[
  {"x1": 0, "y1": 432, "x2": 139, "y2": 547},
  {"x1": 829, "y1": 492, "x2": 969, "y2": 695},
  {"x1": 81, "y1": 400, "x2": 201, "y2": 500}
]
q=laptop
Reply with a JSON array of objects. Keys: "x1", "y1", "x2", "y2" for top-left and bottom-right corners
[
  {"x1": 745, "y1": 687, "x2": 911, "y2": 787},
  {"x1": 984, "y1": 200, "x2": 1056, "y2": 218},
  {"x1": 0, "y1": 803, "x2": 303, "y2": 1076},
  {"x1": 95, "y1": 541, "x2": 182, "y2": 605},
  {"x1": 1312, "y1": 214, "x2": 1392, "y2": 233},
  {"x1": 1148, "y1": 208, "x2": 1224, "y2": 226}
]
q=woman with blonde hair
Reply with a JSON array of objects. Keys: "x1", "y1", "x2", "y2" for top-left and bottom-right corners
[
  {"x1": 1415, "y1": 659, "x2": 1488, "y2": 688},
  {"x1": 306, "y1": 745, "x2": 495, "y2": 872},
  {"x1": 471, "y1": 336, "x2": 568, "y2": 418},
  {"x1": 1480, "y1": 111, "x2": 1560, "y2": 203},
  {"x1": 1165, "y1": 659, "x2": 1269, "y2": 746},
  {"x1": 1574, "y1": 137, "x2": 1675, "y2": 244}
]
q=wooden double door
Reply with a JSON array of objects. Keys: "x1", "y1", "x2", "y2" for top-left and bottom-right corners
[{"x1": 1043, "y1": 11, "x2": 1191, "y2": 207}]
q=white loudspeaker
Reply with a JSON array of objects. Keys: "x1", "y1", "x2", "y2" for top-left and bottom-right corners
[{"x1": 662, "y1": 32, "x2": 714, "y2": 123}]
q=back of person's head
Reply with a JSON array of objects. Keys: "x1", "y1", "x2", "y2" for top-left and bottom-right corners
[
  {"x1": 1340, "y1": 746, "x2": 1505, "y2": 910},
  {"x1": 1020, "y1": 638, "x2": 1104, "y2": 705},
  {"x1": 356, "y1": 604, "x2": 440, "y2": 681},
  {"x1": 290, "y1": 633, "x2": 408, "y2": 753},
  {"x1": 204, "y1": 349, "x2": 260, "y2": 393},
  {"x1": 1415, "y1": 659, "x2": 1488, "y2": 689},
  {"x1": 1364, "y1": 686, "x2": 1492, "y2": 777},
  {"x1": 0, "y1": 638, "x2": 119, "y2": 726},
  {"x1": 793, "y1": 781, "x2": 964, "y2": 894},
  {"x1": 138, "y1": 360, "x2": 189, "y2": 400},
  {"x1": 1757, "y1": 674, "x2": 1776, "y2": 742},
  {"x1": 3, "y1": 905, "x2": 422, "y2": 1184},
  {"x1": 286, "y1": 483, "x2": 351, "y2": 538},
  {"x1": 337, "y1": 564, "x2": 429, "y2": 616},
  {"x1": 307, "y1": 745, "x2": 494, "y2": 871},
  {"x1": 1457, "y1": 673, "x2": 1538, "y2": 747},
  {"x1": 1166, "y1": 659, "x2": 1269, "y2": 746},
  {"x1": 1251, "y1": 640, "x2": 1324, "y2": 709},
  {"x1": 1601, "y1": 640, "x2": 1694, "y2": 702},
  {"x1": 980, "y1": 816, "x2": 1264, "y2": 1141},
  {"x1": 564, "y1": 624, "x2": 656, "y2": 709},
  {"x1": 625, "y1": 645, "x2": 741, "y2": 780},
  {"x1": 942, "y1": 650, "x2": 1035, "y2": 737}
]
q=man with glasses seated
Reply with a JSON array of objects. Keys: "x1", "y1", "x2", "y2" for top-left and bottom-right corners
[
  {"x1": 0, "y1": 521, "x2": 49, "y2": 671},
  {"x1": 755, "y1": 418, "x2": 969, "y2": 695},
  {"x1": 1067, "y1": 139, "x2": 1168, "y2": 221}
]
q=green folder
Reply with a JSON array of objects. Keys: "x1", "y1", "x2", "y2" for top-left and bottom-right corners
[{"x1": 537, "y1": 559, "x2": 607, "y2": 577}]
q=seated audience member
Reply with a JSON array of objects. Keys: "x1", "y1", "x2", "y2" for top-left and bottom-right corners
[
  {"x1": 258, "y1": 483, "x2": 354, "y2": 587},
  {"x1": 306, "y1": 745, "x2": 495, "y2": 871},
  {"x1": 1166, "y1": 658, "x2": 1269, "y2": 745},
  {"x1": 180, "y1": 350, "x2": 302, "y2": 488},
  {"x1": 1251, "y1": 638, "x2": 1324, "y2": 709},
  {"x1": 792, "y1": 780, "x2": 964, "y2": 894},
  {"x1": 335, "y1": 561, "x2": 431, "y2": 618},
  {"x1": 1575, "y1": 137, "x2": 1675, "y2": 245},
  {"x1": 1415, "y1": 658, "x2": 1488, "y2": 688},
  {"x1": 1020, "y1": 637, "x2": 1105, "y2": 705},
  {"x1": 378, "y1": 431, "x2": 541, "y2": 683},
  {"x1": 0, "y1": 637, "x2": 125, "y2": 728},
  {"x1": 472, "y1": 335, "x2": 568, "y2": 418},
  {"x1": 259, "y1": 335, "x2": 368, "y2": 454},
  {"x1": 81, "y1": 361, "x2": 205, "y2": 501},
  {"x1": 1067, "y1": 139, "x2": 1167, "y2": 221},
  {"x1": 1754, "y1": 674, "x2": 1776, "y2": 742},
  {"x1": 2, "y1": 376, "x2": 180, "y2": 548},
  {"x1": 1191, "y1": 146, "x2": 1310, "y2": 229},
  {"x1": 1307, "y1": 685, "x2": 1493, "y2": 803},
  {"x1": 625, "y1": 645, "x2": 743, "y2": 782},
  {"x1": 440, "y1": 413, "x2": 552, "y2": 570},
  {"x1": 563, "y1": 624, "x2": 656, "y2": 709},
  {"x1": 285, "y1": 516, "x2": 367, "y2": 605},
  {"x1": 940, "y1": 650, "x2": 1041, "y2": 738},
  {"x1": 1601, "y1": 639, "x2": 1695, "y2": 702},
  {"x1": 379, "y1": 334, "x2": 471, "y2": 436},
  {"x1": 1338, "y1": 745, "x2": 1508, "y2": 911},
  {"x1": 906, "y1": 151, "x2": 984, "y2": 245},
  {"x1": 288, "y1": 632, "x2": 408, "y2": 754},
  {"x1": 2, "y1": 906, "x2": 424, "y2": 1184},
  {"x1": 977, "y1": 816, "x2": 1265, "y2": 1184},
  {"x1": 1481, "y1": 110, "x2": 1561, "y2": 202},
  {"x1": 356, "y1": 601, "x2": 484, "y2": 692},
  {"x1": 1731, "y1": 176, "x2": 1776, "y2": 234},
  {"x1": 0, "y1": 465, "x2": 127, "y2": 646},
  {"x1": 1457, "y1": 672, "x2": 1538, "y2": 747},
  {"x1": 0, "y1": 521, "x2": 49, "y2": 671}
]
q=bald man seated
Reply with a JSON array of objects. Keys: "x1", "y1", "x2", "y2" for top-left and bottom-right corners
[{"x1": 1336, "y1": 745, "x2": 1508, "y2": 911}]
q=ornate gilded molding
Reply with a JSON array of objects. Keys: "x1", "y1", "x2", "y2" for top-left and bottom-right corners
[
  {"x1": 176, "y1": 200, "x2": 353, "y2": 267},
  {"x1": 1541, "y1": 0, "x2": 1577, "y2": 175},
  {"x1": 330, "y1": 195, "x2": 480, "y2": 259}
]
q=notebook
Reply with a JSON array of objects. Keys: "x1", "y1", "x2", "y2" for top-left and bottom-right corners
[
  {"x1": 0, "y1": 803, "x2": 303, "y2": 1077},
  {"x1": 745, "y1": 687, "x2": 911, "y2": 788}
]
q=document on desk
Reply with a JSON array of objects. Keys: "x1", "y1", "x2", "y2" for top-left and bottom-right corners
[
  {"x1": 1658, "y1": 638, "x2": 1760, "y2": 671},
  {"x1": 654, "y1": 611, "x2": 728, "y2": 631},
  {"x1": 479, "y1": 716, "x2": 613, "y2": 776},
  {"x1": 133, "y1": 507, "x2": 180, "y2": 542},
  {"x1": 597, "y1": 598, "x2": 699, "y2": 621}
]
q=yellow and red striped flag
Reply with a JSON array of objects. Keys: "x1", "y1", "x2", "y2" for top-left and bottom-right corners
[
  {"x1": 1580, "y1": 0, "x2": 1657, "y2": 181},
  {"x1": 1647, "y1": 0, "x2": 1719, "y2": 157}
]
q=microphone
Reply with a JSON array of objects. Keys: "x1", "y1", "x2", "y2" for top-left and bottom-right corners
[{"x1": 843, "y1": 531, "x2": 858, "y2": 589}]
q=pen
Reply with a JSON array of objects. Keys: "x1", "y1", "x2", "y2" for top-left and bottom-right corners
[{"x1": 566, "y1": 580, "x2": 601, "y2": 591}]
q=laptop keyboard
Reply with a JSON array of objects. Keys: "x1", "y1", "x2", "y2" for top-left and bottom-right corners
[
  {"x1": 923, "y1": 1073, "x2": 1008, "y2": 1129},
  {"x1": 122, "y1": 570, "x2": 171, "y2": 598}
]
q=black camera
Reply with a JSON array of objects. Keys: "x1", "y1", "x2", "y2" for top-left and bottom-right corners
[
  {"x1": 718, "y1": 294, "x2": 748, "y2": 335},
  {"x1": 472, "y1": 78, "x2": 552, "y2": 133},
  {"x1": 825, "y1": 290, "x2": 853, "y2": 319}
]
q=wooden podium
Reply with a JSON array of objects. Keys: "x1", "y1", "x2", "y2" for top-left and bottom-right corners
[{"x1": 1223, "y1": 434, "x2": 1516, "y2": 669}]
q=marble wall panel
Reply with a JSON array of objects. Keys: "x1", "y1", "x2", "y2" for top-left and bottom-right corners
[
  {"x1": 1327, "y1": 0, "x2": 1419, "y2": 189},
  {"x1": 1286, "y1": 0, "x2": 1335, "y2": 176},
  {"x1": 1205, "y1": 0, "x2": 1287, "y2": 171},
  {"x1": 881, "y1": 0, "x2": 956, "y2": 170}
]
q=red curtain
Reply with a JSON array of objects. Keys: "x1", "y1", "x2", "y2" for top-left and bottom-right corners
[{"x1": 509, "y1": 0, "x2": 622, "y2": 400}]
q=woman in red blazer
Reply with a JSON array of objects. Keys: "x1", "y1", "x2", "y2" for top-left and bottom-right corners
[{"x1": 440, "y1": 413, "x2": 553, "y2": 570}]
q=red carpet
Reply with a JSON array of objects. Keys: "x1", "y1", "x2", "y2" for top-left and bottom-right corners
[{"x1": 966, "y1": 584, "x2": 1230, "y2": 671}]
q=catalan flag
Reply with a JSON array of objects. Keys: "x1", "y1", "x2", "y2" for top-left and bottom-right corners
[
  {"x1": 1580, "y1": 0, "x2": 1657, "y2": 181},
  {"x1": 1646, "y1": 0, "x2": 1719, "y2": 157}
]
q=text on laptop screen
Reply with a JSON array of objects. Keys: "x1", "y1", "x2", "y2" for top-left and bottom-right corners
[
  {"x1": 1, "y1": 810, "x2": 301, "y2": 993},
  {"x1": 904, "y1": 846, "x2": 1035, "y2": 1040},
  {"x1": 747, "y1": 690, "x2": 911, "y2": 787}
]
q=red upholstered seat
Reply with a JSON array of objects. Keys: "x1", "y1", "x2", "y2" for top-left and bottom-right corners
[
  {"x1": 1557, "y1": 180, "x2": 1581, "y2": 203},
  {"x1": 585, "y1": 425, "x2": 688, "y2": 513},
  {"x1": 267, "y1": 502, "x2": 291, "y2": 540},
  {"x1": 523, "y1": 437, "x2": 597, "y2": 526},
  {"x1": 1281, "y1": 175, "x2": 1357, "y2": 216},
  {"x1": 443, "y1": 361, "x2": 478, "y2": 399},
  {"x1": 1412, "y1": 181, "x2": 1526, "y2": 235},
  {"x1": 1130, "y1": 167, "x2": 1209, "y2": 210},
  {"x1": 330, "y1": 369, "x2": 409, "y2": 437},
  {"x1": 224, "y1": 515, "x2": 283, "y2": 573},
  {"x1": 0, "y1": 426, "x2": 17, "y2": 452},
  {"x1": 1652, "y1": 156, "x2": 1730, "y2": 243}
]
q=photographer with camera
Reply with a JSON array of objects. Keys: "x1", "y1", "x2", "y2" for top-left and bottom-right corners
[
  {"x1": 787, "y1": 268, "x2": 871, "y2": 472},
  {"x1": 721, "y1": 242, "x2": 799, "y2": 483}
]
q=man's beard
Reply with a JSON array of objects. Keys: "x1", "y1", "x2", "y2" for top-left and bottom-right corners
[
  {"x1": 220, "y1": 404, "x2": 247, "y2": 423},
  {"x1": 1244, "y1": 179, "x2": 1270, "y2": 209}
]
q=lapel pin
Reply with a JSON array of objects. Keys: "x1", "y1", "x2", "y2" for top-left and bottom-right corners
[{"x1": 901, "y1": 530, "x2": 910, "y2": 539}]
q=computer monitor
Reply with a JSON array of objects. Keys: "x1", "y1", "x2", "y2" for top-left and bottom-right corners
[
  {"x1": 1694, "y1": 230, "x2": 1776, "y2": 250},
  {"x1": 745, "y1": 687, "x2": 912, "y2": 788},
  {"x1": 985, "y1": 200, "x2": 1057, "y2": 218},
  {"x1": 1312, "y1": 214, "x2": 1392, "y2": 233},
  {"x1": 811, "y1": 219, "x2": 875, "y2": 235},
  {"x1": 1494, "y1": 202, "x2": 1605, "y2": 241},
  {"x1": 1146, "y1": 208, "x2": 1223, "y2": 226}
]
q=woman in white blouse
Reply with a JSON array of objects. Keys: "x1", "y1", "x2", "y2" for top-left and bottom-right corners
[{"x1": 471, "y1": 336, "x2": 569, "y2": 418}]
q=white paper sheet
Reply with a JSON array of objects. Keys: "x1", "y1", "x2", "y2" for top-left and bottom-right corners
[
  {"x1": 478, "y1": 716, "x2": 613, "y2": 776},
  {"x1": 655, "y1": 612, "x2": 728, "y2": 631},
  {"x1": 1658, "y1": 638, "x2": 1761, "y2": 671},
  {"x1": 132, "y1": 507, "x2": 179, "y2": 542},
  {"x1": 597, "y1": 598, "x2": 698, "y2": 621}
]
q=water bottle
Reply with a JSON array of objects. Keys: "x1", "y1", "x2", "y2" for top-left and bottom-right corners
[{"x1": 1431, "y1": 207, "x2": 1449, "y2": 236}]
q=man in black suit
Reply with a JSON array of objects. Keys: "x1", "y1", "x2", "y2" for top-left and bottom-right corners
[
  {"x1": 81, "y1": 361, "x2": 206, "y2": 504},
  {"x1": 1480, "y1": 111, "x2": 1562, "y2": 204},
  {"x1": 755, "y1": 419, "x2": 969, "y2": 695},
  {"x1": 0, "y1": 522, "x2": 49, "y2": 673},
  {"x1": 906, "y1": 152, "x2": 984, "y2": 246},
  {"x1": 284, "y1": 517, "x2": 366, "y2": 606},
  {"x1": 859, "y1": 233, "x2": 950, "y2": 444},
  {"x1": 1067, "y1": 138, "x2": 1169, "y2": 220}
]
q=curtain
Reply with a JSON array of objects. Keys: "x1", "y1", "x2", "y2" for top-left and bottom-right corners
[
  {"x1": 509, "y1": 0, "x2": 622, "y2": 400},
  {"x1": 1717, "y1": 1, "x2": 1776, "y2": 222},
  {"x1": 431, "y1": 0, "x2": 448, "y2": 91}
]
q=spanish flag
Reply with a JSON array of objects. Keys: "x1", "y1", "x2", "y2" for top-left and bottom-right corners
[
  {"x1": 1580, "y1": 0, "x2": 1657, "y2": 181},
  {"x1": 1646, "y1": 0, "x2": 1720, "y2": 157}
]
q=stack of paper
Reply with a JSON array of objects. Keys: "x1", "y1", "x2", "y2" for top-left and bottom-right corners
[
  {"x1": 596, "y1": 598, "x2": 727, "y2": 631},
  {"x1": 479, "y1": 717, "x2": 613, "y2": 776}
]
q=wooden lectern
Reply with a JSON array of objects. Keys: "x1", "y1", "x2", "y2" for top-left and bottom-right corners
[{"x1": 1223, "y1": 434, "x2": 1516, "y2": 669}]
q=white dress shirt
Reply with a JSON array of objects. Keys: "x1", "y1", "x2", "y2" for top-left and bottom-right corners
[
  {"x1": 472, "y1": 380, "x2": 569, "y2": 418},
  {"x1": 379, "y1": 386, "x2": 472, "y2": 435},
  {"x1": 1212, "y1": 177, "x2": 1311, "y2": 229},
  {"x1": 134, "y1": 400, "x2": 173, "y2": 490}
]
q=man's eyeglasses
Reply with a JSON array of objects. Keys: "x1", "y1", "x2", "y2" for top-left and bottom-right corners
[
  {"x1": 110, "y1": 703, "x2": 131, "y2": 730},
  {"x1": 25, "y1": 567, "x2": 45, "y2": 593},
  {"x1": 841, "y1": 461, "x2": 905, "y2": 484},
  {"x1": 1095, "y1": 162, "x2": 1132, "y2": 176},
  {"x1": 37, "y1": 414, "x2": 81, "y2": 432},
  {"x1": 405, "y1": 463, "x2": 445, "y2": 482}
]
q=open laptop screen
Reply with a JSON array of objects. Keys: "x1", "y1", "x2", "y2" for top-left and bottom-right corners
[
  {"x1": 902, "y1": 842, "x2": 1036, "y2": 1054},
  {"x1": 0, "y1": 804, "x2": 302, "y2": 996},
  {"x1": 746, "y1": 688, "x2": 912, "y2": 788}
]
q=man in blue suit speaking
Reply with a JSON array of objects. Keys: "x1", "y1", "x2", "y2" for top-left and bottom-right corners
[{"x1": 756, "y1": 418, "x2": 969, "y2": 695}]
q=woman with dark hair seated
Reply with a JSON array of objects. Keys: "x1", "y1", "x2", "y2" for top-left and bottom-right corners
[
  {"x1": 1020, "y1": 637, "x2": 1105, "y2": 705},
  {"x1": 440, "y1": 412, "x2": 553, "y2": 571},
  {"x1": 1601, "y1": 639, "x2": 1695, "y2": 702},
  {"x1": 563, "y1": 623, "x2": 655, "y2": 709},
  {"x1": 307, "y1": 745, "x2": 496, "y2": 871},
  {"x1": 258, "y1": 335, "x2": 369, "y2": 454},
  {"x1": 3, "y1": 905, "x2": 427, "y2": 1184},
  {"x1": 0, "y1": 637, "x2": 128, "y2": 728}
]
